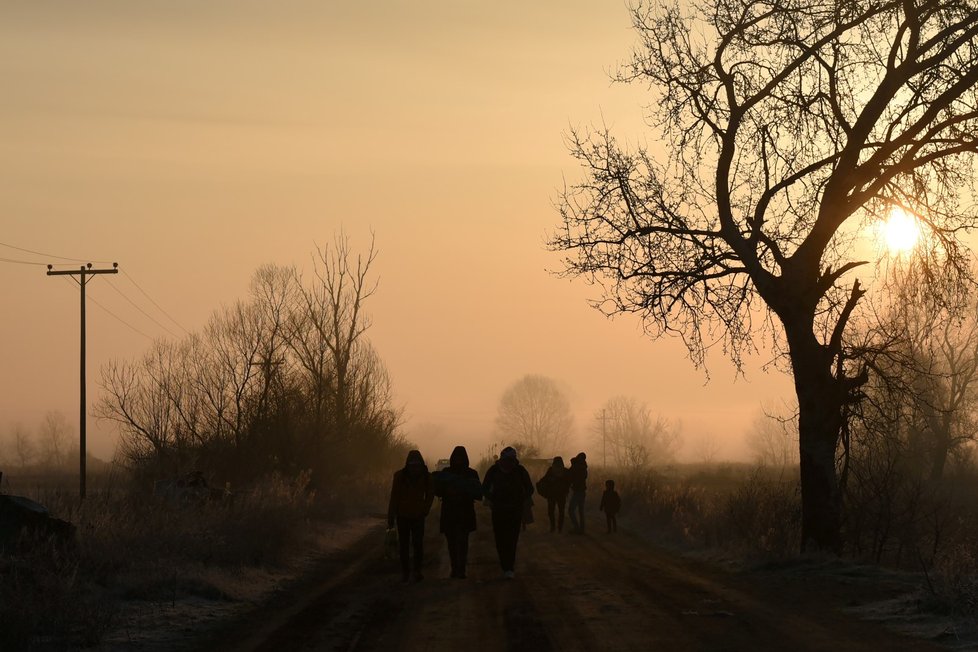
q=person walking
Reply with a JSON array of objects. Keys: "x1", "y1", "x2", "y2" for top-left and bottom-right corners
[
  {"x1": 567, "y1": 452, "x2": 588, "y2": 534},
  {"x1": 433, "y1": 445, "x2": 482, "y2": 579},
  {"x1": 536, "y1": 456, "x2": 570, "y2": 533},
  {"x1": 482, "y1": 446, "x2": 534, "y2": 578},
  {"x1": 387, "y1": 449, "x2": 434, "y2": 582},
  {"x1": 599, "y1": 479, "x2": 621, "y2": 533}
]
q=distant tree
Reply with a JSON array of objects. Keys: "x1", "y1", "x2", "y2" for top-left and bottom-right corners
[
  {"x1": 862, "y1": 262, "x2": 978, "y2": 480},
  {"x1": 551, "y1": 0, "x2": 978, "y2": 552},
  {"x1": 692, "y1": 432, "x2": 721, "y2": 465},
  {"x1": 746, "y1": 407, "x2": 799, "y2": 469},
  {"x1": 595, "y1": 396, "x2": 681, "y2": 470},
  {"x1": 495, "y1": 375, "x2": 574, "y2": 458},
  {"x1": 38, "y1": 411, "x2": 71, "y2": 468},
  {"x1": 12, "y1": 425, "x2": 34, "y2": 468}
]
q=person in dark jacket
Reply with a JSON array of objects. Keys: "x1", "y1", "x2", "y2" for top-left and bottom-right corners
[
  {"x1": 481, "y1": 446, "x2": 534, "y2": 578},
  {"x1": 599, "y1": 479, "x2": 621, "y2": 533},
  {"x1": 567, "y1": 452, "x2": 588, "y2": 534},
  {"x1": 388, "y1": 450, "x2": 435, "y2": 582},
  {"x1": 433, "y1": 445, "x2": 482, "y2": 579},
  {"x1": 536, "y1": 456, "x2": 570, "y2": 533}
]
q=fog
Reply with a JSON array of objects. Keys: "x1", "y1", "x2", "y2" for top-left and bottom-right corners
[{"x1": 0, "y1": 1, "x2": 792, "y2": 466}]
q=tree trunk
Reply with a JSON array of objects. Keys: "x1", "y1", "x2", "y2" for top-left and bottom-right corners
[{"x1": 786, "y1": 324, "x2": 845, "y2": 554}]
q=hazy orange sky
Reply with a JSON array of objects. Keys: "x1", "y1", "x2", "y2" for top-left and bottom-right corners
[{"x1": 0, "y1": 1, "x2": 792, "y2": 464}]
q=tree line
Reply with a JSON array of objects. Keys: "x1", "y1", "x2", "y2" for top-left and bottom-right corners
[{"x1": 96, "y1": 235, "x2": 408, "y2": 487}]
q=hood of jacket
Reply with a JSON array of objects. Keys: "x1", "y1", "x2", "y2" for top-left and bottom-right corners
[{"x1": 449, "y1": 445, "x2": 469, "y2": 469}]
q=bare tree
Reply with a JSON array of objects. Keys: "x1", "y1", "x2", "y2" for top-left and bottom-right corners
[
  {"x1": 596, "y1": 396, "x2": 681, "y2": 470},
  {"x1": 551, "y1": 0, "x2": 978, "y2": 551},
  {"x1": 692, "y1": 432, "x2": 722, "y2": 465},
  {"x1": 745, "y1": 407, "x2": 799, "y2": 469},
  {"x1": 8, "y1": 424, "x2": 35, "y2": 468},
  {"x1": 38, "y1": 410, "x2": 71, "y2": 468},
  {"x1": 865, "y1": 262, "x2": 978, "y2": 480},
  {"x1": 495, "y1": 375, "x2": 574, "y2": 458}
]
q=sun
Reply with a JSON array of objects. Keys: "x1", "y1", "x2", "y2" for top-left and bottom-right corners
[{"x1": 880, "y1": 207, "x2": 921, "y2": 255}]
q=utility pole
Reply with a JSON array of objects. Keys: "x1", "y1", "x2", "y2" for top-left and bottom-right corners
[
  {"x1": 47, "y1": 262, "x2": 119, "y2": 498},
  {"x1": 601, "y1": 408, "x2": 607, "y2": 468}
]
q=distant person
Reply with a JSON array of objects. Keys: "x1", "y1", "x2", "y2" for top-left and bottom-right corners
[
  {"x1": 482, "y1": 446, "x2": 534, "y2": 578},
  {"x1": 568, "y1": 452, "x2": 588, "y2": 534},
  {"x1": 536, "y1": 456, "x2": 570, "y2": 533},
  {"x1": 388, "y1": 450, "x2": 435, "y2": 582},
  {"x1": 599, "y1": 479, "x2": 621, "y2": 533},
  {"x1": 433, "y1": 445, "x2": 482, "y2": 579}
]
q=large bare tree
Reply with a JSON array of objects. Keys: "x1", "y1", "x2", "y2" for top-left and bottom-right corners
[
  {"x1": 551, "y1": 0, "x2": 978, "y2": 551},
  {"x1": 495, "y1": 375, "x2": 574, "y2": 458}
]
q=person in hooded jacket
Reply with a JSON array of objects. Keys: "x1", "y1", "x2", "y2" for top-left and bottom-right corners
[
  {"x1": 433, "y1": 445, "x2": 482, "y2": 579},
  {"x1": 537, "y1": 456, "x2": 571, "y2": 533},
  {"x1": 388, "y1": 450, "x2": 435, "y2": 581},
  {"x1": 481, "y1": 446, "x2": 534, "y2": 578},
  {"x1": 568, "y1": 452, "x2": 589, "y2": 534}
]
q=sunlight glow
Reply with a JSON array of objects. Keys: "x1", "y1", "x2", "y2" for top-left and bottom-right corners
[{"x1": 880, "y1": 207, "x2": 921, "y2": 255}]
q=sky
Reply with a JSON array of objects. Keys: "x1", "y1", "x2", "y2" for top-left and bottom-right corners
[{"x1": 0, "y1": 0, "x2": 794, "y2": 465}]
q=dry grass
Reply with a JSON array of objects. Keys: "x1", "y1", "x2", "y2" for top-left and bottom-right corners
[{"x1": 0, "y1": 469, "x2": 383, "y2": 650}]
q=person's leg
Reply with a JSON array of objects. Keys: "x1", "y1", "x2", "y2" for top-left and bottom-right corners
[
  {"x1": 396, "y1": 518, "x2": 411, "y2": 580},
  {"x1": 568, "y1": 492, "x2": 580, "y2": 532},
  {"x1": 547, "y1": 498, "x2": 557, "y2": 532},
  {"x1": 458, "y1": 532, "x2": 469, "y2": 577},
  {"x1": 612, "y1": 513, "x2": 618, "y2": 532},
  {"x1": 411, "y1": 517, "x2": 425, "y2": 580},
  {"x1": 500, "y1": 510, "x2": 521, "y2": 573},
  {"x1": 492, "y1": 510, "x2": 507, "y2": 571},
  {"x1": 557, "y1": 497, "x2": 566, "y2": 532},
  {"x1": 445, "y1": 532, "x2": 459, "y2": 576},
  {"x1": 578, "y1": 493, "x2": 586, "y2": 533},
  {"x1": 606, "y1": 511, "x2": 612, "y2": 533}
]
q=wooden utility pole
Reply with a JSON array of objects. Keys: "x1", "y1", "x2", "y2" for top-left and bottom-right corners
[
  {"x1": 47, "y1": 262, "x2": 118, "y2": 498},
  {"x1": 601, "y1": 408, "x2": 607, "y2": 468}
]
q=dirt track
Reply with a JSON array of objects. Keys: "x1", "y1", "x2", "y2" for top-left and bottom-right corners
[{"x1": 206, "y1": 515, "x2": 942, "y2": 652}]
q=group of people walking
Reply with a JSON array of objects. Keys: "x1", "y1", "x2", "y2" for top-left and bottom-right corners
[{"x1": 387, "y1": 445, "x2": 622, "y2": 582}]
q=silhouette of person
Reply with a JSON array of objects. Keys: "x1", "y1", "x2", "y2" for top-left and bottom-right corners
[
  {"x1": 482, "y1": 446, "x2": 534, "y2": 578},
  {"x1": 387, "y1": 449, "x2": 434, "y2": 582},
  {"x1": 568, "y1": 452, "x2": 588, "y2": 534},
  {"x1": 599, "y1": 479, "x2": 621, "y2": 533},
  {"x1": 537, "y1": 456, "x2": 570, "y2": 533},
  {"x1": 433, "y1": 445, "x2": 482, "y2": 579}
]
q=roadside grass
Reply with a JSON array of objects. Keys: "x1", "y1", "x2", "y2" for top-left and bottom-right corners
[
  {"x1": 0, "y1": 468, "x2": 385, "y2": 650},
  {"x1": 606, "y1": 462, "x2": 978, "y2": 622}
]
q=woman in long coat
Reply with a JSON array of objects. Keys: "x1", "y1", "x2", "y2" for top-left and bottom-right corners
[{"x1": 434, "y1": 446, "x2": 482, "y2": 578}]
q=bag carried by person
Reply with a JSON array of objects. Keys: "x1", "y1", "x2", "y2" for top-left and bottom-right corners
[
  {"x1": 384, "y1": 527, "x2": 399, "y2": 561},
  {"x1": 535, "y1": 476, "x2": 551, "y2": 500}
]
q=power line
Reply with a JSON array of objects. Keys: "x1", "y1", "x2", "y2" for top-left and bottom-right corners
[
  {"x1": 58, "y1": 276, "x2": 153, "y2": 341},
  {"x1": 121, "y1": 269, "x2": 189, "y2": 334},
  {"x1": 103, "y1": 277, "x2": 180, "y2": 338},
  {"x1": 0, "y1": 240, "x2": 113, "y2": 264},
  {"x1": 0, "y1": 256, "x2": 49, "y2": 266}
]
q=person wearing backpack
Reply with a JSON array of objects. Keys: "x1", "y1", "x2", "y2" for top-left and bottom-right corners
[
  {"x1": 387, "y1": 450, "x2": 435, "y2": 582},
  {"x1": 481, "y1": 446, "x2": 534, "y2": 578},
  {"x1": 433, "y1": 445, "x2": 482, "y2": 579},
  {"x1": 567, "y1": 452, "x2": 589, "y2": 534},
  {"x1": 536, "y1": 456, "x2": 570, "y2": 533}
]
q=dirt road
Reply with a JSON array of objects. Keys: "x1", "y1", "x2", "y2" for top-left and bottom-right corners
[{"x1": 208, "y1": 517, "x2": 941, "y2": 652}]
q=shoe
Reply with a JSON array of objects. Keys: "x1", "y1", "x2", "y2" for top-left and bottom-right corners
[
  {"x1": 503, "y1": 571, "x2": 515, "y2": 579},
  {"x1": 413, "y1": 572, "x2": 424, "y2": 582}
]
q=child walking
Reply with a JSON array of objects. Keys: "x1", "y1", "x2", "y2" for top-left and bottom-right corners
[{"x1": 599, "y1": 479, "x2": 621, "y2": 534}]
